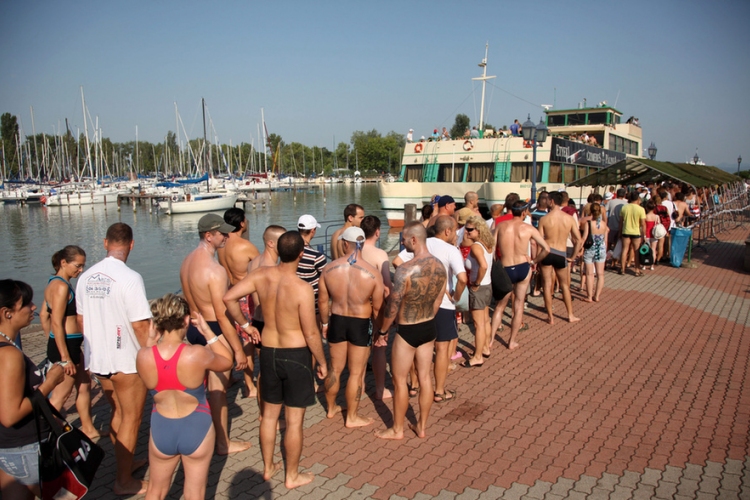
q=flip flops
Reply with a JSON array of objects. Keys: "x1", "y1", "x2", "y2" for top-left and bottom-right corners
[
  {"x1": 408, "y1": 386, "x2": 419, "y2": 398},
  {"x1": 433, "y1": 389, "x2": 456, "y2": 403}
]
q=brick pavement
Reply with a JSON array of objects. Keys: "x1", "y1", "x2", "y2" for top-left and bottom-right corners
[{"x1": 21, "y1": 224, "x2": 750, "y2": 499}]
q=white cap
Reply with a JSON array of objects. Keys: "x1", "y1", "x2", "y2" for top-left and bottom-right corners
[
  {"x1": 409, "y1": 128, "x2": 413, "y2": 132},
  {"x1": 297, "y1": 214, "x2": 320, "y2": 230},
  {"x1": 604, "y1": 192, "x2": 614, "y2": 200},
  {"x1": 338, "y1": 226, "x2": 365, "y2": 242}
]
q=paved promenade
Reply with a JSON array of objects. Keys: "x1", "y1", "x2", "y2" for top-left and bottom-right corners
[{"x1": 21, "y1": 225, "x2": 750, "y2": 499}]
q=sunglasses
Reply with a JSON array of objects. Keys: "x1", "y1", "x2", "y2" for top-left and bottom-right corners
[{"x1": 465, "y1": 227, "x2": 477, "y2": 232}]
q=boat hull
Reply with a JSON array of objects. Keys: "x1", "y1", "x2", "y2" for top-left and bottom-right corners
[
  {"x1": 44, "y1": 190, "x2": 121, "y2": 206},
  {"x1": 159, "y1": 194, "x2": 239, "y2": 214}
]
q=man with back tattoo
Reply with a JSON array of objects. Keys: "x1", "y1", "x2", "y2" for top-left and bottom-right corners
[
  {"x1": 319, "y1": 226, "x2": 384, "y2": 428},
  {"x1": 375, "y1": 222, "x2": 447, "y2": 440}
]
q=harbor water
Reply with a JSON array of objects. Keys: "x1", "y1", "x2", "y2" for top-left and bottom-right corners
[{"x1": 0, "y1": 183, "x2": 400, "y2": 314}]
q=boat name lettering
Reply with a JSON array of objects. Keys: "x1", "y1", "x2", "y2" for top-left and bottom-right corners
[{"x1": 555, "y1": 144, "x2": 570, "y2": 158}]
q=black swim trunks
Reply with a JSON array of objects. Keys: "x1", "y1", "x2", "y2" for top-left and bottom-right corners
[
  {"x1": 186, "y1": 320, "x2": 222, "y2": 346},
  {"x1": 327, "y1": 314, "x2": 371, "y2": 347},
  {"x1": 504, "y1": 262, "x2": 531, "y2": 284},
  {"x1": 47, "y1": 336, "x2": 84, "y2": 365},
  {"x1": 397, "y1": 318, "x2": 437, "y2": 348},
  {"x1": 259, "y1": 346, "x2": 315, "y2": 408},
  {"x1": 540, "y1": 248, "x2": 567, "y2": 269}
]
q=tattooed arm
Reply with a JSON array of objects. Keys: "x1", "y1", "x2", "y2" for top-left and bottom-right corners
[{"x1": 377, "y1": 263, "x2": 408, "y2": 335}]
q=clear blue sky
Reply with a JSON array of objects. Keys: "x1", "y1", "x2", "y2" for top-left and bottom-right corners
[{"x1": 1, "y1": 0, "x2": 748, "y2": 171}]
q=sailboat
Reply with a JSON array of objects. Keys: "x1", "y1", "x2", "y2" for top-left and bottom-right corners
[{"x1": 158, "y1": 99, "x2": 238, "y2": 214}]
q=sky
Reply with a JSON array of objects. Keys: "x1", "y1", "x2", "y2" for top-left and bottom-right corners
[{"x1": 1, "y1": 0, "x2": 749, "y2": 172}]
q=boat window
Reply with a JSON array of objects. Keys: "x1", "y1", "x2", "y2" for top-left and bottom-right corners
[
  {"x1": 563, "y1": 165, "x2": 576, "y2": 184},
  {"x1": 510, "y1": 163, "x2": 530, "y2": 182},
  {"x1": 466, "y1": 163, "x2": 495, "y2": 182},
  {"x1": 548, "y1": 163, "x2": 563, "y2": 183},
  {"x1": 438, "y1": 165, "x2": 463, "y2": 182},
  {"x1": 587, "y1": 112, "x2": 607, "y2": 125},
  {"x1": 567, "y1": 113, "x2": 586, "y2": 126},
  {"x1": 548, "y1": 115, "x2": 566, "y2": 126},
  {"x1": 404, "y1": 165, "x2": 424, "y2": 182}
]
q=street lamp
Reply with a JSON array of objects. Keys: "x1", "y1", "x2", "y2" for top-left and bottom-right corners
[
  {"x1": 693, "y1": 150, "x2": 700, "y2": 165},
  {"x1": 738, "y1": 155, "x2": 742, "y2": 174},
  {"x1": 522, "y1": 114, "x2": 548, "y2": 202},
  {"x1": 647, "y1": 142, "x2": 657, "y2": 160}
]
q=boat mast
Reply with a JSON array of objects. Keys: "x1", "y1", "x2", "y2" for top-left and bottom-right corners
[
  {"x1": 472, "y1": 42, "x2": 495, "y2": 131},
  {"x1": 202, "y1": 98, "x2": 209, "y2": 192},
  {"x1": 80, "y1": 86, "x2": 93, "y2": 185}
]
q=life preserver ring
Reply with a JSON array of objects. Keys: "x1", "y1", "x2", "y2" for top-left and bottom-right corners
[
  {"x1": 414, "y1": 143, "x2": 423, "y2": 153},
  {"x1": 523, "y1": 140, "x2": 533, "y2": 148},
  {"x1": 172, "y1": 195, "x2": 179, "y2": 202},
  {"x1": 463, "y1": 140, "x2": 473, "y2": 151}
]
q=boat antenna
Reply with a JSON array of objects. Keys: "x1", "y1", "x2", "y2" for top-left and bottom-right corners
[
  {"x1": 202, "y1": 97, "x2": 209, "y2": 192},
  {"x1": 614, "y1": 90, "x2": 620, "y2": 109},
  {"x1": 472, "y1": 42, "x2": 495, "y2": 131}
]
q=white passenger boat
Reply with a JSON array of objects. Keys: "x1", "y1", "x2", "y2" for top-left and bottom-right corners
[{"x1": 378, "y1": 50, "x2": 643, "y2": 227}]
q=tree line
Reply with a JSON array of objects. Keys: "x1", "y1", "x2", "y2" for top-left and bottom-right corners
[{"x1": 1, "y1": 112, "x2": 406, "y2": 180}]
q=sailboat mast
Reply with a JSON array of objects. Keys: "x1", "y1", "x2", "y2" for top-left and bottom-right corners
[
  {"x1": 80, "y1": 87, "x2": 93, "y2": 184},
  {"x1": 202, "y1": 98, "x2": 209, "y2": 192}
]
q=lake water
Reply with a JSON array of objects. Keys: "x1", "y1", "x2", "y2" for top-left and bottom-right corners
[{"x1": 0, "y1": 183, "x2": 400, "y2": 312}]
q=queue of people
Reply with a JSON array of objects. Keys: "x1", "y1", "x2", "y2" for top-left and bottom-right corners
[{"x1": 0, "y1": 182, "x2": 702, "y2": 498}]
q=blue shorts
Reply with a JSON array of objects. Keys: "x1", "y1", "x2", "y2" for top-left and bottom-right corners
[
  {"x1": 434, "y1": 308, "x2": 458, "y2": 342},
  {"x1": 0, "y1": 442, "x2": 40, "y2": 486}
]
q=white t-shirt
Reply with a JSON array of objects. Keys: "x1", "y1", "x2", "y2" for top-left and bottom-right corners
[
  {"x1": 661, "y1": 200, "x2": 676, "y2": 229},
  {"x1": 397, "y1": 237, "x2": 465, "y2": 310},
  {"x1": 76, "y1": 256, "x2": 151, "y2": 375}
]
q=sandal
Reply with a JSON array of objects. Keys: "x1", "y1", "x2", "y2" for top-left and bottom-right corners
[
  {"x1": 434, "y1": 389, "x2": 456, "y2": 403},
  {"x1": 519, "y1": 322, "x2": 530, "y2": 332},
  {"x1": 408, "y1": 386, "x2": 419, "y2": 398}
]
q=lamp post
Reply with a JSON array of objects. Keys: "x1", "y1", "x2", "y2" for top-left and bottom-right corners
[
  {"x1": 647, "y1": 142, "x2": 657, "y2": 160},
  {"x1": 738, "y1": 155, "x2": 742, "y2": 175},
  {"x1": 693, "y1": 150, "x2": 700, "y2": 166},
  {"x1": 522, "y1": 114, "x2": 548, "y2": 203}
]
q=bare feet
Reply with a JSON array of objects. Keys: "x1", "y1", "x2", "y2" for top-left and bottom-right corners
[
  {"x1": 375, "y1": 387, "x2": 393, "y2": 401},
  {"x1": 345, "y1": 415, "x2": 374, "y2": 428},
  {"x1": 285, "y1": 472, "x2": 314, "y2": 489},
  {"x1": 583, "y1": 297, "x2": 593, "y2": 303},
  {"x1": 216, "y1": 440, "x2": 252, "y2": 455},
  {"x1": 82, "y1": 427, "x2": 106, "y2": 441},
  {"x1": 326, "y1": 405, "x2": 342, "y2": 419},
  {"x1": 263, "y1": 461, "x2": 283, "y2": 481},
  {"x1": 568, "y1": 315, "x2": 581, "y2": 323},
  {"x1": 508, "y1": 341, "x2": 520, "y2": 350},
  {"x1": 375, "y1": 427, "x2": 404, "y2": 440},
  {"x1": 408, "y1": 422, "x2": 426, "y2": 438},
  {"x1": 547, "y1": 316, "x2": 555, "y2": 325},
  {"x1": 593, "y1": 296, "x2": 600, "y2": 302},
  {"x1": 114, "y1": 479, "x2": 147, "y2": 496},
  {"x1": 242, "y1": 383, "x2": 258, "y2": 399}
]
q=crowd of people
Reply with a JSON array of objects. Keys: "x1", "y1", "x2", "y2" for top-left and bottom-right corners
[{"x1": 0, "y1": 181, "x2": 704, "y2": 498}]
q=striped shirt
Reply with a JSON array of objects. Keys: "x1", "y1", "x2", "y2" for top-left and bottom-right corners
[{"x1": 296, "y1": 245, "x2": 327, "y2": 312}]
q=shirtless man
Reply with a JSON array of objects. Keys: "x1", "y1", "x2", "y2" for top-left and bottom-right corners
[
  {"x1": 217, "y1": 208, "x2": 260, "y2": 398},
  {"x1": 538, "y1": 192, "x2": 582, "y2": 324},
  {"x1": 330, "y1": 204, "x2": 365, "y2": 260},
  {"x1": 375, "y1": 222, "x2": 447, "y2": 440},
  {"x1": 495, "y1": 201, "x2": 550, "y2": 349},
  {"x1": 247, "y1": 225, "x2": 286, "y2": 333},
  {"x1": 224, "y1": 231, "x2": 328, "y2": 489},
  {"x1": 396, "y1": 215, "x2": 466, "y2": 402},
  {"x1": 180, "y1": 213, "x2": 253, "y2": 455},
  {"x1": 360, "y1": 215, "x2": 393, "y2": 400},
  {"x1": 319, "y1": 227, "x2": 384, "y2": 427},
  {"x1": 673, "y1": 192, "x2": 689, "y2": 226}
]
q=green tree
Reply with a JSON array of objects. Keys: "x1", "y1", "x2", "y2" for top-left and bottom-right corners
[{"x1": 450, "y1": 113, "x2": 470, "y2": 140}]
